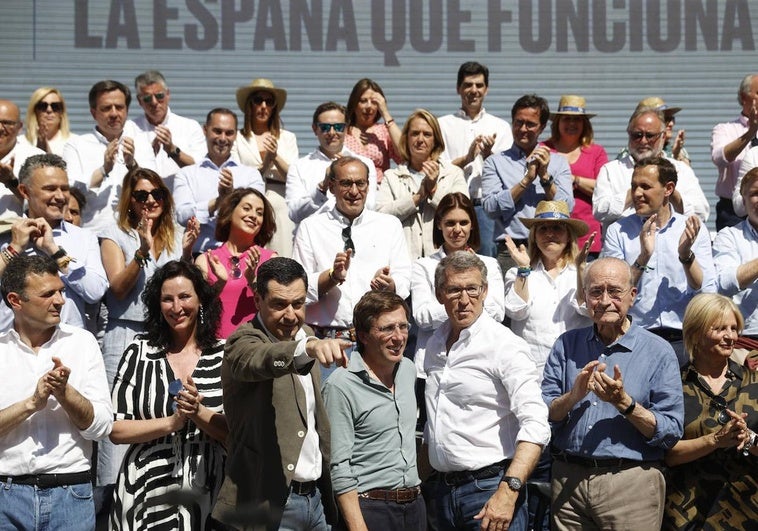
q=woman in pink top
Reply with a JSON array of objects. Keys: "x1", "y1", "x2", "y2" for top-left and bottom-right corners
[
  {"x1": 343, "y1": 78, "x2": 402, "y2": 184},
  {"x1": 544, "y1": 95, "x2": 608, "y2": 257},
  {"x1": 195, "y1": 188, "x2": 277, "y2": 338}
]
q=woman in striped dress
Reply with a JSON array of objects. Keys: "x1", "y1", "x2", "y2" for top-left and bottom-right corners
[{"x1": 109, "y1": 261, "x2": 227, "y2": 530}]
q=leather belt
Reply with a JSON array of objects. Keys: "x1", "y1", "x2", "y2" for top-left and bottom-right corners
[
  {"x1": 290, "y1": 480, "x2": 317, "y2": 495},
  {"x1": 0, "y1": 471, "x2": 91, "y2": 488},
  {"x1": 552, "y1": 452, "x2": 645, "y2": 469},
  {"x1": 311, "y1": 325, "x2": 356, "y2": 342},
  {"x1": 359, "y1": 486, "x2": 421, "y2": 503},
  {"x1": 440, "y1": 460, "x2": 509, "y2": 487}
]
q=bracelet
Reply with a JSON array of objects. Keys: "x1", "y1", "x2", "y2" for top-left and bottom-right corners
[
  {"x1": 518, "y1": 180, "x2": 529, "y2": 189},
  {"x1": 328, "y1": 267, "x2": 344, "y2": 285},
  {"x1": 385, "y1": 119, "x2": 395, "y2": 127},
  {"x1": 678, "y1": 251, "x2": 695, "y2": 265},
  {"x1": 6, "y1": 245, "x2": 19, "y2": 257},
  {"x1": 134, "y1": 249, "x2": 151, "y2": 268},
  {"x1": 517, "y1": 266, "x2": 532, "y2": 278},
  {"x1": 621, "y1": 397, "x2": 637, "y2": 416},
  {"x1": 0, "y1": 249, "x2": 12, "y2": 265},
  {"x1": 55, "y1": 256, "x2": 73, "y2": 270}
]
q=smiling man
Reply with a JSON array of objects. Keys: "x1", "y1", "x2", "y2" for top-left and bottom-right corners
[
  {"x1": 323, "y1": 291, "x2": 425, "y2": 531},
  {"x1": 0, "y1": 154, "x2": 107, "y2": 333},
  {"x1": 423, "y1": 251, "x2": 550, "y2": 531},
  {"x1": 173, "y1": 107, "x2": 264, "y2": 252},
  {"x1": 212, "y1": 257, "x2": 347, "y2": 530},
  {"x1": 542, "y1": 256, "x2": 684, "y2": 530}
]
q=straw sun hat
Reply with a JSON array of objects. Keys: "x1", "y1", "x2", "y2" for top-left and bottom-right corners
[
  {"x1": 519, "y1": 200, "x2": 589, "y2": 236},
  {"x1": 235, "y1": 78, "x2": 287, "y2": 113},
  {"x1": 549, "y1": 95, "x2": 596, "y2": 120}
]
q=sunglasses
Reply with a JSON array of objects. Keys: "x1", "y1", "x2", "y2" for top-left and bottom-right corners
[
  {"x1": 132, "y1": 189, "x2": 167, "y2": 203},
  {"x1": 139, "y1": 92, "x2": 166, "y2": 104},
  {"x1": 316, "y1": 122, "x2": 346, "y2": 133},
  {"x1": 342, "y1": 225, "x2": 355, "y2": 254},
  {"x1": 711, "y1": 395, "x2": 731, "y2": 425},
  {"x1": 251, "y1": 94, "x2": 275, "y2": 106},
  {"x1": 168, "y1": 379, "x2": 183, "y2": 412},
  {"x1": 629, "y1": 131, "x2": 663, "y2": 141},
  {"x1": 230, "y1": 255, "x2": 242, "y2": 279},
  {"x1": 35, "y1": 101, "x2": 63, "y2": 113}
]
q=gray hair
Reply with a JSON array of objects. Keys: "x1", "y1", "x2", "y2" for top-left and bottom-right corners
[
  {"x1": 583, "y1": 257, "x2": 634, "y2": 289},
  {"x1": 626, "y1": 108, "x2": 665, "y2": 134},
  {"x1": 434, "y1": 251, "x2": 488, "y2": 295},
  {"x1": 135, "y1": 70, "x2": 167, "y2": 91},
  {"x1": 19, "y1": 153, "x2": 67, "y2": 185}
]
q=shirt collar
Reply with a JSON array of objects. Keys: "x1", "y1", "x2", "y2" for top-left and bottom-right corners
[
  {"x1": 454, "y1": 107, "x2": 488, "y2": 122},
  {"x1": 590, "y1": 317, "x2": 637, "y2": 351},
  {"x1": 329, "y1": 205, "x2": 365, "y2": 226},
  {"x1": 92, "y1": 126, "x2": 119, "y2": 145},
  {"x1": 200, "y1": 156, "x2": 237, "y2": 170}
]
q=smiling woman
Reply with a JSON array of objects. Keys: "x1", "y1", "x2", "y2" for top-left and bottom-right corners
[{"x1": 23, "y1": 87, "x2": 77, "y2": 156}]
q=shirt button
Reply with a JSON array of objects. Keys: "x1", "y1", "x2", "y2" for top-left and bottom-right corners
[
  {"x1": 592, "y1": 402, "x2": 597, "y2": 406},
  {"x1": 287, "y1": 464, "x2": 294, "y2": 471},
  {"x1": 588, "y1": 424, "x2": 593, "y2": 429},
  {"x1": 297, "y1": 430, "x2": 305, "y2": 438}
]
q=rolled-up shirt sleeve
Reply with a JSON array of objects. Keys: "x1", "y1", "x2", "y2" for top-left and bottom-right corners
[{"x1": 322, "y1": 383, "x2": 359, "y2": 495}]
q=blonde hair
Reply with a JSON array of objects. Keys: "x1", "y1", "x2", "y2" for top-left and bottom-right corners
[
  {"x1": 683, "y1": 293, "x2": 744, "y2": 361},
  {"x1": 25, "y1": 87, "x2": 72, "y2": 145},
  {"x1": 398, "y1": 109, "x2": 445, "y2": 162},
  {"x1": 527, "y1": 222, "x2": 580, "y2": 268}
]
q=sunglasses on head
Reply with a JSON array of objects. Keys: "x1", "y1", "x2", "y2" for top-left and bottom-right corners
[
  {"x1": 35, "y1": 101, "x2": 63, "y2": 113},
  {"x1": 251, "y1": 94, "x2": 275, "y2": 106},
  {"x1": 132, "y1": 189, "x2": 167, "y2": 203},
  {"x1": 316, "y1": 122, "x2": 346, "y2": 134},
  {"x1": 139, "y1": 92, "x2": 166, "y2": 104}
]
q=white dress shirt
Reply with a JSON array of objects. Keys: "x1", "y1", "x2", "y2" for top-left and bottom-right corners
[
  {"x1": 285, "y1": 147, "x2": 377, "y2": 225},
  {"x1": 18, "y1": 131, "x2": 78, "y2": 158},
  {"x1": 0, "y1": 324, "x2": 113, "y2": 475},
  {"x1": 0, "y1": 141, "x2": 45, "y2": 219},
  {"x1": 423, "y1": 312, "x2": 550, "y2": 472},
  {"x1": 411, "y1": 248, "x2": 504, "y2": 377},
  {"x1": 292, "y1": 206, "x2": 411, "y2": 328},
  {"x1": 592, "y1": 154, "x2": 710, "y2": 231},
  {"x1": 713, "y1": 219, "x2": 758, "y2": 335},
  {"x1": 438, "y1": 107, "x2": 513, "y2": 198},
  {"x1": 173, "y1": 156, "x2": 264, "y2": 252}
]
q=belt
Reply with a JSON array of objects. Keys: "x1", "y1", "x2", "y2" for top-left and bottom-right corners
[
  {"x1": 648, "y1": 327, "x2": 683, "y2": 342},
  {"x1": 359, "y1": 486, "x2": 421, "y2": 503},
  {"x1": 0, "y1": 471, "x2": 91, "y2": 488},
  {"x1": 311, "y1": 325, "x2": 356, "y2": 342},
  {"x1": 290, "y1": 480, "x2": 317, "y2": 495},
  {"x1": 440, "y1": 460, "x2": 509, "y2": 487},
  {"x1": 552, "y1": 452, "x2": 644, "y2": 469}
]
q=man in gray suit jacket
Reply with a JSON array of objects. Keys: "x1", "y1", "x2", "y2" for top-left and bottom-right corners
[{"x1": 212, "y1": 257, "x2": 350, "y2": 530}]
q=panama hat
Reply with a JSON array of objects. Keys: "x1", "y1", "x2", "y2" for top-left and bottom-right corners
[
  {"x1": 235, "y1": 78, "x2": 287, "y2": 113},
  {"x1": 635, "y1": 96, "x2": 681, "y2": 119},
  {"x1": 519, "y1": 200, "x2": 589, "y2": 236},
  {"x1": 549, "y1": 95, "x2": 596, "y2": 120}
]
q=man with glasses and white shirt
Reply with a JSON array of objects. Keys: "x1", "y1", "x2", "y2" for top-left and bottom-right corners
[
  {"x1": 286, "y1": 102, "x2": 377, "y2": 225},
  {"x1": 292, "y1": 157, "x2": 410, "y2": 377},
  {"x1": 423, "y1": 251, "x2": 550, "y2": 531},
  {"x1": 0, "y1": 99, "x2": 44, "y2": 218}
]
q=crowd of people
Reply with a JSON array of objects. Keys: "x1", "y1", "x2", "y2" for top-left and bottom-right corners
[{"x1": 0, "y1": 61, "x2": 757, "y2": 531}]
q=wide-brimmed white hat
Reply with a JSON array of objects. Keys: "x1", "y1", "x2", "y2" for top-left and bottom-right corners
[{"x1": 235, "y1": 78, "x2": 287, "y2": 113}]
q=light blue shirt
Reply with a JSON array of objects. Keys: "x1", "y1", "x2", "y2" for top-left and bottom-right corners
[
  {"x1": 481, "y1": 144, "x2": 574, "y2": 240},
  {"x1": 713, "y1": 219, "x2": 758, "y2": 335},
  {"x1": 602, "y1": 207, "x2": 717, "y2": 329},
  {"x1": 542, "y1": 323, "x2": 684, "y2": 460}
]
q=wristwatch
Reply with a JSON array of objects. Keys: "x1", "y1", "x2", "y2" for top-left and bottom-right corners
[
  {"x1": 170, "y1": 145, "x2": 181, "y2": 158},
  {"x1": 500, "y1": 476, "x2": 524, "y2": 492},
  {"x1": 6, "y1": 177, "x2": 18, "y2": 189},
  {"x1": 539, "y1": 174, "x2": 554, "y2": 187},
  {"x1": 50, "y1": 247, "x2": 68, "y2": 261}
]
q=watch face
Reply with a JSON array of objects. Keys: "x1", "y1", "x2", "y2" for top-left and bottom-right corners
[{"x1": 505, "y1": 477, "x2": 523, "y2": 491}]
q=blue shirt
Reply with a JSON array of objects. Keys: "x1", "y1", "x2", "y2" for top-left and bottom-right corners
[
  {"x1": 602, "y1": 207, "x2": 717, "y2": 329},
  {"x1": 713, "y1": 219, "x2": 758, "y2": 335},
  {"x1": 542, "y1": 323, "x2": 684, "y2": 460},
  {"x1": 481, "y1": 144, "x2": 574, "y2": 240}
]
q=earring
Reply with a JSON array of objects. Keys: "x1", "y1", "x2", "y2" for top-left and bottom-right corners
[{"x1": 199, "y1": 305, "x2": 205, "y2": 325}]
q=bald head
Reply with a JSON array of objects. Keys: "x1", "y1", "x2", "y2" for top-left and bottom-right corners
[{"x1": 0, "y1": 100, "x2": 21, "y2": 158}]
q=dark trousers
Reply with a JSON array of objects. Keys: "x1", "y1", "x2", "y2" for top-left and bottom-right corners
[{"x1": 333, "y1": 496, "x2": 426, "y2": 531}]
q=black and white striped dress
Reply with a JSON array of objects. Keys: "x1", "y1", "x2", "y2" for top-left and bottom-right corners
[{"x1": 109, "y1": 339, "x2": 226, "y2": 531}]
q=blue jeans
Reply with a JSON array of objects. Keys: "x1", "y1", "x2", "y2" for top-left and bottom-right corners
[
  {"x1": 475, "y1": 205, "x2": 497, "y2": 258},
  {"x1": 278, "y1": 486, "x2": 328, "y2": 531},
  {"x1": 0, "y1": 481, "x2": 95, "y2": 531},
  {"x1": 434, "y1": 475, "x2": 528, "y2": 531}
]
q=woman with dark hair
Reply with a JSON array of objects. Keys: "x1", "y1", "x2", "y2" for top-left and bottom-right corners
[
  {"x1": 22, "y1": 86, "x2": 77, "y2": 155},
  {"x1": 663, "y1": 293, "x2": 758, "y2": 530},
  {"x1": 196, "y1": 187, "x2": 277, "y2": 338},
  {"x1": 344, "y1": 78, "x2": 402, "y2": 184},
  {"x1": 410, "y1": 192, "x2": 504, "y2": 374},
  {"x1": 98, "y1": 168, "x2": 199, "y2": 501},
  {"x1": 378, "y1": 109, "x2": 468, "y2": 259},
  {"x1": 109, "y1": 260, "x2": 227, "y2": 530},
  {"x1": 232, "y1": 78, "x2": 298, "y2": 256}
]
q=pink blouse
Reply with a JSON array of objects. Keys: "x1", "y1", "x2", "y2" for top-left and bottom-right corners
[{"x1": 344, "y1": 123, "x2": 401, "y2": 184}]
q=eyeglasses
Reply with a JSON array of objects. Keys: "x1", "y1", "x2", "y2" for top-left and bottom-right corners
[
  {"x1": 35, "y1": 101, "x2": 63, "y2": 113},
  {"x1": 316, "y1": 122, "x2": 346, "y2": 133},
  {"x1": 251, "y1": 94, "x2": 275, "y2": 106},
  {"x1": 444, "y1": 285, "x2": 484, "y2": 299},
  {"x1": 513, "y1": 119, "x2": 541, "y2": 130},
  {"x1": 230, "y1": 255, "x2": 242, "y2": 279},
  {"x1": 373, "y1": 322, "x2": 411, "y2": 338},
  {"x1": 342, "y1": 225, "x2": 355, "y2": 254},
  {"x1": 139, "y1": 92, "x2": 166, "y2": 104},
  {"x1": 586, "y1": 286, "x2": 631, "y2": 301},
  {"x1": 168, "y1": 378, "x2": 183, "y2": 412},
  {"x1": 628, "y1": 131, "x2": 663, "y2": 141},
  {"x1": 335, "y1": 179, "x2": 369, "y2": 191},
  {"x1": 711, "y1": 395, "x2": 731, "y2": 425},
  {"x1": 131, "y1": 189, "x2": 167, "y2": 203},
  {"x1": 0, "y1": 120, "x2": 20, "y2": 130}
]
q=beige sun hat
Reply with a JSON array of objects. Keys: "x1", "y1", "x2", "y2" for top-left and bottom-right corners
[
  {"x1": 635, "y1": 96, "x2": 681, "y2": 119},
  {"x1": 549, "y1": 95, "x2": 596, "y2": 120},
  {"x1": 235, "y1": 78, "x2": 287, "y2": 113},
  {"x1": 519, "y1": 200, "x2": 589, "y2": 236}
]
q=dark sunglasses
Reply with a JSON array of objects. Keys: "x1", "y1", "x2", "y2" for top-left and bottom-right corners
[
  {"x1": 342, "y1": 225, "x2": 355, "y2": 254},
  {"x1": 711, "y1": 395, "x2": 731, "y2": 425},
  {"x1": 629, "y1": 131, "x2": 662, "y2": 141},
  {"x1": 139, "y1": 92, "x2": 166, "y2": 104},
  {"x1": 251, "y1": 95, "x2": 275, "y2": 106},
  {"x1": 35, "y1": 101, "x2": 63, "y2": 113},
  {"x1": 316, "y1": 122, "x2": 346, "y2": 133},
  {"x1": 132, "y1": 189, "x2": 167, "y2": 203},
  {"x1": 230, "y1": 255, "x2": 242, "y2": 279},
  {"x1": 168, "y1": 379, "x2": 183, "y2": 412}
]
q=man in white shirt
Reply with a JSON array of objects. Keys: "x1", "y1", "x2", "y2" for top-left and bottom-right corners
[
  {"x1": 0, "y1": 99, "x2": 44, "y2": 218},
  {"x1": 173, "y1": 108, "x2": 264, "y2": 253},
  {"x1": 0, "y1": 253, "x2": 112, "y2": 530},
  {"x1": 63, "y1": 80, "x2": 155, "y2": 236},
  {"x1": 212, "y1": 257, "x2": 347, "y2": 530},
  {"x1": 132, "y1": 70, "x2": 205, "y2": 188},
  {"x1": 439, "y1": 62, "x2": 513, "y2": 257},
  {"x1": 423, "y1": 251, "x2": 550, "y2": 531},
  {"x1": 292, "y1": 157, "x2": 411, "y2": 372},
  {"x1": 285, "y1": 102, "x2": 377, "y2": 225},
  {"x1": 0, "y1": 154, "x2": 108, "y2": 333},
  {"x1": 593, "y1": 108, "x2": 709, "y2": 232}
]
